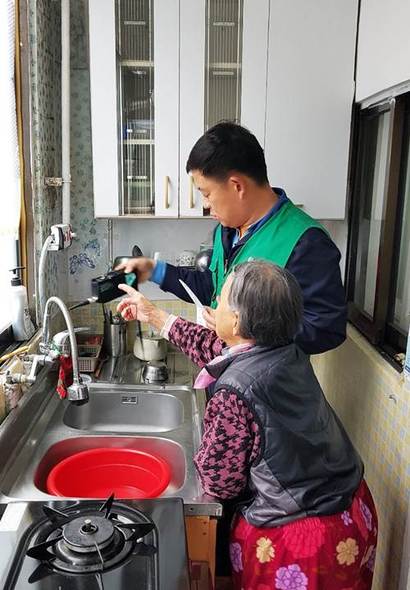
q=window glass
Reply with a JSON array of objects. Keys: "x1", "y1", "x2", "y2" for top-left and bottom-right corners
[
  {"x1": 0, "y1": 1, "x2": 21, "y2": 334},
  {"x1": 391, "y1": 114, "x2": 410, "y2": 335},
  {"x1": 353, "y1": 110, "x2": 391, "y2": 318}
]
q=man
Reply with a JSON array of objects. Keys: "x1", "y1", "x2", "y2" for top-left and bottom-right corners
[{"x1": 120, "y1": 122, "x2": 346, "y2": 355}]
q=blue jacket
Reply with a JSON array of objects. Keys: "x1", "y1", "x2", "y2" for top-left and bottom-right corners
[{"x1": 153, "y1": 191, "x2": 347, "y2": 355}]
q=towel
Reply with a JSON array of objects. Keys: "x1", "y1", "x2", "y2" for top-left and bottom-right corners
[{"x1": 56, "y1": 355, "x2": 73, "y2": 399}]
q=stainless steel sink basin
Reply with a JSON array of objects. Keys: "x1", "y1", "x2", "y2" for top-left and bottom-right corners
[
  {"x1": 0, "y1": 367, "x2": 222, "y2": 515},
  {"x1": 34, "y1": 436, "x2": 186, "y2": 497},
  {"x1": 63, "y1": 390, "x2": 184, "y2": 433}
]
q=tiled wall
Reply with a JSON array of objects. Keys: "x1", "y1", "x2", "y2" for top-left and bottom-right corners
[
  {"x1": 68, "y1": 0, "x2": 110, "y2": 301},
  {"x1": 312, "y1": 325, "x2": 410, "y2": 590},
  {"x1": 29, "y1": 0, "x2": 68, "y2": 306},
  {"x1": 71, "y1": 298, "x2": 196, "y2": 343}
]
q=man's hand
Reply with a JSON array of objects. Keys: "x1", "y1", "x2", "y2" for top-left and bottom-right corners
[
  {"x1": 115, "y1": 257, "x2": 155, "y2": 283},
  {"x1": 202, "y1": 306, "x2": 216, "y2": 330},
  {"x1": 117, "y1": 284, "x2": 169, "y2": 331}
]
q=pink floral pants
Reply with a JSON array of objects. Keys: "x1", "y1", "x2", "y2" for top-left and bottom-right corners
[{"x1": 230, "y1": 480, "x2": 377, "y2": 590}]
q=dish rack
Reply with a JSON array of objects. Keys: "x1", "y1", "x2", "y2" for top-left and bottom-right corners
[
  {"x1": 77, "y1": 343, "x2": 102, "y2": 373},
  {"x1": 61, "y1": 335, "x2": 103, "y2": 373}
]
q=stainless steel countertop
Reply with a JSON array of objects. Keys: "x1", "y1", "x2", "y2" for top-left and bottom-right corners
[{"x1": 0, "y1": 353, "x2": 221, "y2": 517}]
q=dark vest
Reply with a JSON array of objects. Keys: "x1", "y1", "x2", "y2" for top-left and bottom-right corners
[{"x1": 207, "y1": 344, "x2": 363, "y2": 527}]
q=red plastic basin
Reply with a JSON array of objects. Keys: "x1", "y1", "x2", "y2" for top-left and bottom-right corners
[{"x1": 46, "y1": 448, "x2": 171, "y2": 499}]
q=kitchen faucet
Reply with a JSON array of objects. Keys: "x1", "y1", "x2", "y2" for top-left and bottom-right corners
[{"x1": 7, "y1": 296, "x2": 89, "y2": 404}]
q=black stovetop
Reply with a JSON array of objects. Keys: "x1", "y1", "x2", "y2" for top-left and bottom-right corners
[{"x1": 0, "y1": 496, "x2": 190, "y2": 590}]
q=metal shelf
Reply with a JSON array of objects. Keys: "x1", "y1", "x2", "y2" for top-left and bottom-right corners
[
  {"x1": 121, "y1": 60, "x2": 154, "y2": 68},
  {"x1": 123, "y1": 139, "x2": 154, "y2": 145}
]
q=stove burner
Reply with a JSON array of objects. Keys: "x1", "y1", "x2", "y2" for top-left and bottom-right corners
[
  {"x1": 26, "y1": 494, "x2": 157, "y2": 582},
  {"x1": 51, "y1": 512, "x2": 128, "y2": 573},
  {"x1": 63, "y1": 515, "x2": 115, "y2": 553}
]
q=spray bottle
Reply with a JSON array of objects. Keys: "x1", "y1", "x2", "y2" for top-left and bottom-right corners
[{"x1": 9, "y1": 267, "x2": 35, "y2": 341}]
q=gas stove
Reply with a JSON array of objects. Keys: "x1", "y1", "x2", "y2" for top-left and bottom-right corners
[{"x1": 0, "y1": 496, "x2": 190, "y2": 589}]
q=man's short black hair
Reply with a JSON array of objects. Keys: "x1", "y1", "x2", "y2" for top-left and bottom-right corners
[{"x1": 186, "y1": 122, "x2": 269, "y2": 185}]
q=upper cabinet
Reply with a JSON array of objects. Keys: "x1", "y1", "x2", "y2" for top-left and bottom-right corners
[
  {"x1": 89, "y1": 0, "x2": 358, "y2": 220},
  {"x1": 179, "y1": 0, "x2": 269, "y2": 216},
  {"x1": 264, "y1": 0, "x2": 358, "y2": 219},
  {"x1": 89, "y1": 0, "x2": 179, "y2": 217}
]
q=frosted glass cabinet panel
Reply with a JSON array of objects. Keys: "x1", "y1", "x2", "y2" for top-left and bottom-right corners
[
  {"x1": 119, "y1": 0, "x2": 155, "y2": 214},
  {"x1": 204, "y1": 0, "x2": 243, "y2": 129},
  {"x1": 89, "y1": 0, "x2": 179, "y2": 217},
  {"x1": 179, "y1": 0, "x2": 269, "y2": 217}
]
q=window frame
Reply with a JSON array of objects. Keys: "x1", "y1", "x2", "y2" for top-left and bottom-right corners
[
  {"x1": 0, "y1": 0, "x2": 33, "y2": 358},
  {"x1": 346, "y1": 93, "x2": 409, "y2": 365},
  {"x1": 385, "y1": 101, "x2": 410, "y2": 354}
]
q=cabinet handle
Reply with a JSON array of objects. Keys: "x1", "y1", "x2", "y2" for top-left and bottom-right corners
[
  {"x1": 189, "y1": 176, "x2": 195, "y2": 209},
  {"x1": 164, "y1": 176, "x2": 170, "y2": 209}
]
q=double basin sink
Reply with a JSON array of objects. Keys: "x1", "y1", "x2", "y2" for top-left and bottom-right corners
[{"x1": 0, "y1": 367, "x2": 221, "y2": 515}]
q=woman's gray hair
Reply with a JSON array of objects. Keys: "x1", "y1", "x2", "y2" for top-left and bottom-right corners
[{"x1": 228, "y1": 261, "x2": 303, "y2": 347}]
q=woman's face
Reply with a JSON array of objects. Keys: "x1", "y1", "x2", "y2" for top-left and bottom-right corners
[{"x1": 214, "y1": 274, "x2": 239, "y2": 345}]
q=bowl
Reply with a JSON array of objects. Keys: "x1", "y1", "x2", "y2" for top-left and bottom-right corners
[
  {"x1": 46, "y1": 448, "x2": 171, "y2": 499},
  {"x1": 142, "y1": 361, "x2": 169, "y2": 383}
]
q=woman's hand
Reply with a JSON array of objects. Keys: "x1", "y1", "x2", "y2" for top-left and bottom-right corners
[{"x1": 117, "y1": 284, "x2": 169, "y2": 331}]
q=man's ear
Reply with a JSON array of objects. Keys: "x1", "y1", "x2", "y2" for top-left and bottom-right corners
[{"x1": 229, "y1": 175, "x2": 246, "y2": 199}]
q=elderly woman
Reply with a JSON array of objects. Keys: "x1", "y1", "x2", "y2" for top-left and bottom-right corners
[{"x1": 118, "y1": 261, "x2": 377, "y2": 590}]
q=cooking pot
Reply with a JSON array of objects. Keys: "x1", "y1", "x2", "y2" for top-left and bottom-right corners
[
  {"x1": 142, "y1": 360, "x2": 169, "y2": 383},
  {"x1": 134, "y1": 334, "x2": 167, "y2": 361}
]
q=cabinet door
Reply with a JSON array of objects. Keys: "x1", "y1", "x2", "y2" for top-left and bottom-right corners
[
  {"x1": 89, "y1": 0, "x2": 179, "y2": 218},
  {"x1": 241, "y1": 0, "x2": 270, "y2": 148},
  {"x1": 153, "y1": 0, "x2": 179, "y2": 217},
  {"x1": 179, "y1": 0, "x2": 206, "y2": 217},
  {"x1": 89, "y1": 0, "x2": 120, "y2": 217},
  {"x1": 179, "y1": 0, "x2": 246, "y2": 217},
  {"x1": 264, "y1": 0, "x2": 358, "y2": 219}
]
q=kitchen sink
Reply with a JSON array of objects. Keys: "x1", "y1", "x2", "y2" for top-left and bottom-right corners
[
  {"x1": 64, "y1": 390, "x2": 184, "y2": 433},
  {"x1": 0, "y1": 368, "x2": 222, "y2": 515},
  {"x1": 34, "y1": 436, "x2": 186, "y2": 497}
]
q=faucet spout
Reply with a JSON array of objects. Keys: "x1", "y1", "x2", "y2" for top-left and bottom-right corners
[{"x1": 41, "y1": 296, "x2": 89, "y2": 404}]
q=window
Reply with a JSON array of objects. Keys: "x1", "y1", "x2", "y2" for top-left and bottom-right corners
[
  {"x1": 0, "y1": 1, "x2": 22, "y2": 342},
  {"x1": 347, "y1": 94, "x2": 410, "y2": 365}
]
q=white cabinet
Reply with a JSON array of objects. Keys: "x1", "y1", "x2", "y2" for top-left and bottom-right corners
[
  {"x1": 90, "y1": 0, "x2": 358, "y2": 220},
  {"x1": 90, "y1": 0, "x2": 269, "y2": 219},
  {"x1": 179, "y1": 0, "x2": 270, "y2": 217},
  {"x1": 264, "y1": 0, "x2": 358, "y2": 219},
  {"x1": 89, "y1": 0, "x2": 179, "y2": 218}
]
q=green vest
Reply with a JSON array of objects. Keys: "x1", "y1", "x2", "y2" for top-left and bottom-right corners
[{"x1": 209, "y1": 200, "x2": 326, "y2": 308}]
